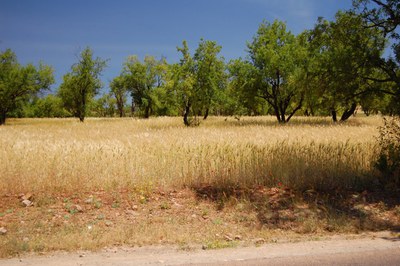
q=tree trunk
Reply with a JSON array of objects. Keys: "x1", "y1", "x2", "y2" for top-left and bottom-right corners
[
  {"x1": 331, "y1": 109, "x2": 337, "y2": 122},
  {"x1": 144, "y1": 105, "x2": 151, "y2": 119},
  {"x1": 0, "y1": 111, "x2": 6, "y2": 125},
  {"x1": 79, "y1": 90, "x2": 86, "y2": 122},
  {"x1": 183, "y1": 101, "x2": 191, "y2": 126},
  {"x1": 117, "y1": 101, "x2": 124, "y2": 117},
  {"x1": 203, "y1": 108, "x2": 209, "y2": 120},
  {"x1": 271, "y1": 105, "x2": 281, "y2": 123},
  {"x1": 131, "y1": 97, "x2": 135, "y2": 117},
  {"x1": 340, "y1": 103, "x2": 357, "y2": 122}
]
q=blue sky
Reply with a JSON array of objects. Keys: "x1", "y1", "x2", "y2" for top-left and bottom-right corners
[{"x1": 1, "y1": 0, "x2": 353, "y2": 92}]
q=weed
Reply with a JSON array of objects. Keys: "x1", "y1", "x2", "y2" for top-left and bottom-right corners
[
  {"x1": 203, "y1": 240, "x2": 238, "y2": 250},
  {"x1": 160, "y1": 201, "x2": 171, "y2": 210}
]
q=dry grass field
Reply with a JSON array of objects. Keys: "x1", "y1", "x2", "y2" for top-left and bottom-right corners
[
  {"x1": 0, "y1": 116, "x2": 381, "y2": 193},
  {"x1": 1, "y1": 116, "x2": 399, "y2": 257}
]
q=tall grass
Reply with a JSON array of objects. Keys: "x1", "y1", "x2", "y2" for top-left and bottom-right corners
[{"x1": 0, "y1": 116, "x2": 381, "y2": 194}]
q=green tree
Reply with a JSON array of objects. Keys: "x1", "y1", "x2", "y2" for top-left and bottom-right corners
[
  {"x1": 90, "y1": 93, "x2": 115, "y2": 117},
  {"x1": 307, "y1": 12, "x2": 386, "y2": 121},
  {"x1": 353, "y1": 0, "x2": 400, "y2": 115},
  {"x1": 122, "y1": 55, "x2": 167, "y2": 118},
  {"x1": 0, "y1": 49, "x2": 54, "y2": 125},
  {"x1": 172, "y1": 41, "x2": 196, "y2": 126},
  {"x1": 110, "y1": 75, "x2": 127, "y2": 117},
  {"x1": 32, "y1": 94, "x2": 70, "y2": 118},
  {"x1": 235, "y1": 20, "x2": 308, "y2": 123},
  {"x1": 228, "y1": 59, "x2": 268, "y2": 116},
  {"x1": 58, "y1": 47, "x2": 107, "y2": 122},
  {"x1": 172, "y1": 39, "x2": 225, "y2": 126},
  {"x1": 192, "y1": 39, "x2": 226, "y2": 119}
]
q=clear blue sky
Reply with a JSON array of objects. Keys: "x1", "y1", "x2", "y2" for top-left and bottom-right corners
[{"x1": 1, "y1": 0, "x2": 353, "y2": 92}]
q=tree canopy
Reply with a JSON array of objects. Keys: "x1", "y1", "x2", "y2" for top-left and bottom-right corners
[
  {"x1": 58, "y1": 47, "x2": 107, "y2": 122},
  {"x1": 0, "y1": 49, "x2": 54, "y2": 125}
]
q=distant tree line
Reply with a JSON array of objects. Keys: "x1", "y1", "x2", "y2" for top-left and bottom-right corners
[{"x1": 1, "y1": 0, "x2": 399, "y2": 125}]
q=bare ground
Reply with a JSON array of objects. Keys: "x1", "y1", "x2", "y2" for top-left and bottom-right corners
[
  {"x1": 1, "y1": 186, "x2": 400, "y2": 260},
  {"x1": 1, "y1": 231, "x2": 399, "y2": 265}
]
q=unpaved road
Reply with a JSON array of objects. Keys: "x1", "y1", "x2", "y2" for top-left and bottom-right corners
[{"x1": 1, "y1": 233, "x2": 399, "y2": 266}]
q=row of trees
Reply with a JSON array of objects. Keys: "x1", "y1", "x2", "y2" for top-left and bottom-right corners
[{"x1": 1, "y1": 0, "x2": 399, "y2": 125}]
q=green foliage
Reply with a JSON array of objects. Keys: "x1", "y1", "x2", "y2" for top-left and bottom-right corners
[
  {"x1": 232, "y1": 20, "x2": 307, "y2": 123},
  {"x1": 4, "y1": 6, "x2": 400, "y2": 123},
  {"x1": 110, "y1": 75, "x2": 127, "y2": 117},
  {"x1": 306, "y1": 11, "x2": 386, "y2": 121},
  {"x1": 90, "y1": 93, "x2": 116, "y2": 117},
  {"x1": 32, "y1": 94, "x2": 70, "y2": 118},
  {"x1": 121, "y1": 55, "x2": 167, "y2": 118},
  {"x1": 376, "y1": 116, "x2": 400, "y2": 189},
  {"x1": 0, "y1": 48, "x2": 54, "y2": 124},
  {"x1": 58, "y1": 47, "x2": 107, "y2": 122},
  {"x1": 172, "y1": 39, "x2": 226, "y2": 126},
  {"x1": 353, "y1": 0, "x2": 400, "y2": 115}
]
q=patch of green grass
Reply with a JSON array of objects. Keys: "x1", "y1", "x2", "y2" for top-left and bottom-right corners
[{"x1": 203, "y1": 240, "x2": 238, "y2": 250}]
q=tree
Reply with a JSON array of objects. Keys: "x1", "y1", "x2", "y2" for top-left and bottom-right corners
[
  {"x1": 353, "y1": 0, "x2": 400, "y2": 115},
  {"x1": 90, "y1": 93, "x2": 115, "y2": 117},
  {"x1": 122, "y1": 55, "x2": 167, "y2": 118},
  {"x1": 353, "y1": 0, "x2": 400, "y2": 38},
  {"x1": 110, "y1": 75, "x2": 127, "y2": 117},
  {"x1": 192, "y1": 39, "x2": 226, "y2": 119},
  {"x1": 171, "y1": 41, "x2": 196, "y2": 126},
  {"x1": 0, "y1": 49, "x2": 54, "y2": 125},
  {"x1": 172, "y1": 40, "x2": 226, "y2": 126},
  {"x1": 58, "y1": 47, "x2": 107, "y2": 122},
  {"x1": 228, "y1": 59, "x2": 269, "y2": 116},
  {"x1": 307, "y1": 12, "x2": 386, "y2": 121},
  {"x1": 31, "y1": 94, "x2": 70, "y2": 118},
  {"x1": 234, "y1": 20, "x2": 307, "y2": 123}
]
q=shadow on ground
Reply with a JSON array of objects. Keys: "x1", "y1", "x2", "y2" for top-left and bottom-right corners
[{"x1": 192, "y1": 184, "x2": 400, "y2": 234}]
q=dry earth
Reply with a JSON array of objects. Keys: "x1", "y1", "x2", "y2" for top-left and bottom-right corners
[{"x1": 1, "y1": 232, "x2": 399, "y2": 265}]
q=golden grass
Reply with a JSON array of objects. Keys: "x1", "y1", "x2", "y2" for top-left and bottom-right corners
[{"x1": 0, "y1": 115, "x2": 382, "y2": 194}]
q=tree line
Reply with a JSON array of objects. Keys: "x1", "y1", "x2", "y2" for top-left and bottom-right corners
[{"x1": 1, "y1": 0, "x2": 399, "y2": 126}]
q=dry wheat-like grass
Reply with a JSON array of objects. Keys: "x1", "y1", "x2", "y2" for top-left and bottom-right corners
[{"x1": 0, "y1": 116, "x2": 382, "y2": 194}]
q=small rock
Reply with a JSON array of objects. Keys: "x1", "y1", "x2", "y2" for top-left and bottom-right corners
[
  {"x1": 22, "y1": 199, "x2": 33, "y2": 207},
  {"x1": 105, "y1": 221, "x2": 113, "y2": 227},
  {"x1": 23, "y1": 237, "x2": 29, "y2": 242},
  {"x1": 125, "y1": 210, "x2": 139, "y2": 216},
  {"x1": 254, "y1": 238, "x2": 265, "y2": 245},
  {"x1": 234, "y1": 235, "x2": 242, "y2": 240},
  {"x1": 85, "y1": 197, "x2": 93, "y2": 204},
  {"x1": 0, "y1": 227, "x2": 7, "y2": 235},
  {"x1": 74, "y1": 205, "x2": 83, "y2": 212},
  {"x1": 131, "y1": 205, "x2": 138, "y2": 211},
  {"x1": 224, "y1": 235, "x2": 233, "y2": 241}
]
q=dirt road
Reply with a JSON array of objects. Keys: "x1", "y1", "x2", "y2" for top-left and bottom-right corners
[{"x1": 1, "y1": 233, "x2": 399, "y2": 266}]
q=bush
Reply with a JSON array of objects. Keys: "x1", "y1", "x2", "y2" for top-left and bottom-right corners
[{"x1": 375, "y1": 116, "x2": 400, "y2": 189}]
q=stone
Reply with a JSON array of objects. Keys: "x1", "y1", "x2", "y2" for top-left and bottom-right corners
[
  {"x1": 254, "y1": 238, "x2": 265, "y2": 245},
  {"x1": 0, "y1": 227, "x2": 7, "y2": 235},
  {"x1": 22, "y1": 199, "x2": 33, "y2": 207},
  {"x1": 224, "y1": 235, "x2": 233, "y2": 241},
  {"x1": 74, "y1": 205, "x2": 83, "y2": 212}
]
